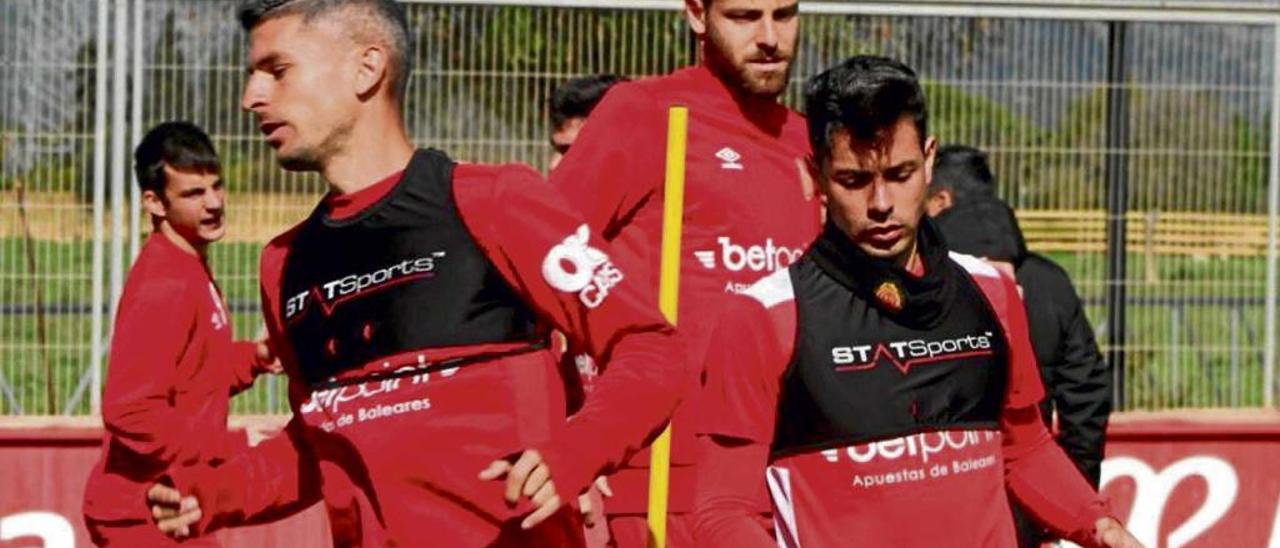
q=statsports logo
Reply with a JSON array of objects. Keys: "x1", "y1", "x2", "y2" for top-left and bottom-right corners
[
  {"x1": 831, "y1": 332, "x2": 996, "y2": 374},
  {"x1": 693, "y1": 236, "x2": 802, "y2": 273},
  {"x1": 542, "y1": 224, "x2": 623, "y2": 309},
  {"x1": 284, "y1": 253, "x2": 446, "y2": 320}
]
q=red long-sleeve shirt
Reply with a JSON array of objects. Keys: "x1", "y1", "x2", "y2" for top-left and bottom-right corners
[
  {"x1": 694, "y1": 256, "x2": 1110, "y2": 547},
  {"x1": 83, "y1": 233, "x2": 266, "y2": 526},
  {"x1": 551, "y1": 64, "x2": 822, "y2": 513},
  {"x1": 169, "y1": 162, "x2": 690, "y2": 546}
]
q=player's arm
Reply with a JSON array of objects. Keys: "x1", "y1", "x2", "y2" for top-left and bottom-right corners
[
  {"x1": 458, "y1": 165, "x2": 690, "y2": 528},
  {"x1": 149, "y1": 236, "x2": 322, "y2": 537},
  {"x1": 548, "y1": 84, "x2": 665, "y2": 240},
  {"x1": 102, "y1": 280, "x2": 246, "y2": 467},
  {"x1": 226, "y1": 335, "x2": 282, "y2": 396},
  {"x1": 695, "y1": 438, "x2": 776, "y2": 547},
  {"x1": 994, "y1": 270, "x2": 1140, "y2": 548},
  {"x1": 150, "y1": 414, "x2": 322, "y2": 537},
  {"x1": 694, "y1": 299, "x2": 786, "y2": 547},
  {"x1": 1044, "y1": 266, "x2": 1111, "y2": 486}
]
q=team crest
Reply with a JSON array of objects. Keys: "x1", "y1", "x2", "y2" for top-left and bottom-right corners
[{"x1": 873, "y1": 281, "x2": 904, "y2": 313}]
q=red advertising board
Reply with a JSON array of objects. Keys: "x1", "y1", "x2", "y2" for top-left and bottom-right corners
[
  {"x1": 1095, "y1": 411, "x2": 1280, "y2": 548},
  {"x1": 1, "y1": 412, "x2": 1276, "y2": 547}
]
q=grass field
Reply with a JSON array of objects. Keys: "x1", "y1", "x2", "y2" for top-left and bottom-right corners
[{"x1": 0, "y1": 237, "x2": 1272, "y2": 414}]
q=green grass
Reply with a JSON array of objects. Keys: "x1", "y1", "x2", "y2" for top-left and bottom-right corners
[{"x1": 0, "y1": 238, "x2": 1273, "y2": 414}]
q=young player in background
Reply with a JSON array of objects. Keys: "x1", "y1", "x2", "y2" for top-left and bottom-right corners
[{"x1": 82, "y1": 121, "x2": 280, "y2": 546}]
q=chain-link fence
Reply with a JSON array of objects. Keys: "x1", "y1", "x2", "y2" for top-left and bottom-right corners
[{"x1": 1, "y1": 0, "x2": 1277, "y2": 415}]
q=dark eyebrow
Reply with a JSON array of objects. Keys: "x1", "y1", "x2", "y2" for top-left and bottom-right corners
[
  {"x1": 248, "y1": 52, "x2": 281, "y2": 73},
  {"x1": 889, "y1": 159, "x2": 922, "y2": 172}
]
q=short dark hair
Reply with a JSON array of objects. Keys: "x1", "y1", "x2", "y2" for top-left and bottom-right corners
[
  {"x1": 550, "y1": 74, "x2": 627, "y2": 129},
  {"x1": 237, "y1": 0, "x2": 413, "y2": 103},
  {"x1": 804, "y1": 55, "x2": 928, "y2": 162},
  {"x1": 133, "y1": 121, "x2": 220, "y2": 196},
  {"x1": 931, "y1": 144, "x2": 997, "y2": 204},
  {"x1": 935, "y1": 198, "x2": 1024, "y2": 262}
]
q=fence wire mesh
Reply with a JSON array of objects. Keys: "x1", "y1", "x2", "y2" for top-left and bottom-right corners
[{"x1": 0, "y1": 0, "x2": 1276, "y2": 414}]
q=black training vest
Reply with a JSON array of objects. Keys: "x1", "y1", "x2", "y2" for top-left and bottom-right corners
[
  {"x1": 280, "y1": 149, "x2": 539, "y2": 386},
  {"x1": 773, "y1": 221, "x2": 1009, "y2": 457}
]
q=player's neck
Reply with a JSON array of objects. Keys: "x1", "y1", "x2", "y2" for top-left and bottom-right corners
[
  {"x1": 893, "y1": 240, "x2": 922, "y2": 277},
  {"x1": 321, "y1": 109, "x2": 415, "y2": 196},
  {"x1": 156, "y1": 221, "x2": 207, "y2": 260}
]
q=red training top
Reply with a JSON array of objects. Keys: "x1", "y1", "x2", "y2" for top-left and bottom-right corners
[
  {"x1": 83, "y1": 233, "x2": 268, "y2": 530},
  {"x1": 169, "y1": 161, "x2": 689, "y2": 547},
  {"x1": 552, "y1": 64, "x2": 823, "y2": 513}
]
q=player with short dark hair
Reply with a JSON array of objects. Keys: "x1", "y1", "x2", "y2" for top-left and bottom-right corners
[
  {"x1": 145, "y1": 1, "x2": 687, "y2": 546},
  {"x1": 550, "y1": 0, "x2": 822, "y2": 544},
  {"x1": 692, "y1": 56, "x2": 1140, "y2": 547},
  {"x1": 925, "y1": 144, "x2": 998, "y2": 217},
  {"x1": 82, "y1": 121, "x2": 280, "y2": 546},
  {"x1": 548, "y1": 74, "x2": 626, "y2": 169}
]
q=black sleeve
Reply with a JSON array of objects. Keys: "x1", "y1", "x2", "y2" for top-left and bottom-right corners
[{"x1": 1031, "y1": 256, "x2": 1112, "y2": 487}]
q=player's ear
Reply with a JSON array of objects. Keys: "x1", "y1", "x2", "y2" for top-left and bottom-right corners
[
  {"x1": 684, "y1": 0, "x2": 708, "y2": 36},
  {"x1": 142, "y1": 188, "x2": 167, "y2": 220},
  {"x1": 354, "y1": 44, "x2": 389, "y2": 100},
  {"x1": 922, "y1": 136, "x2": 938, "y2": 185}
]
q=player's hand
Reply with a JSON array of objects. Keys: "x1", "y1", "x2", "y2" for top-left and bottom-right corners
[
  {"x1": 577, "y1": 476, "x2": 613, "y2": 527},
  {"x1": 479, "y1": 449, "x2": 562, "y2": 530},
  {"x1": 244, "y1": 423, "x2": 279, "y2": 447},
  {"x1": 1094, "y1": 516, "x2": 1144, "y2": 548},
  {"x1": 146, "y1": 483, "x2": 202, "y2": 538},
  {"x1": 254, "y1": 329, "x2": 283, "y2": 375}
]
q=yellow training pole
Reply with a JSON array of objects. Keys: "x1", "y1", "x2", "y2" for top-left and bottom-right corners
[{"x1": 647, "y1": 105, "x2": 688, "y2": 548}]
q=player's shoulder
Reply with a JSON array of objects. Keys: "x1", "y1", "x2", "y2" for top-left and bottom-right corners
[
  {"x1": 262, "y1": 218, "x2": 309, "y2": 276},
  {"x1": 1021, "y1": 252, "x2": 1073, "y2": 282},
  {"x1": 453, "y1": 161, "x2": 544, "y2": 186},
  {"x1": 948, "y1": 251, "x2": 1003, "y2": 279},
  {"x1": 593, "y1": 68, "x2": 705, "y2": 115},
  {"x1": 742, "y1": 268, "x2": 797, "y2": 309}
]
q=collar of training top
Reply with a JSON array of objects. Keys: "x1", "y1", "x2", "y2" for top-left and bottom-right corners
[{"x1": 808, "y1": 218, "x2": 957, "y2": 329}]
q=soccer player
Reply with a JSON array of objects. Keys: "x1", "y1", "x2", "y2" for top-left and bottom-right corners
[
  {"x1": 81, "y1": 121, "x2": 280, "y2": 546},
  {"x1": 549, "y1": 74, "x2": 626, "y2": 170},
  {"x1": 550, "y1": 1, "x2": 821, "y2": 544},
  {"x1": 693, "y1": 56, "x2": 1140, "y2": 547},
  {"x1": 145, "y1": 1, "x2": 687, "y2": 546}
]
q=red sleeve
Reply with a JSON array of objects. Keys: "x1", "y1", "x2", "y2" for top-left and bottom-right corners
[
  {"x1": 693, "y1": 437, "x2": 776, "y2": 547},
  {"x1": 102, "y1": 278, "x2": 243, "y2": 466},
  {"x1": 995, "y1": 268, "x2": 1047, "y2": 409},
  {"x1": 227, "y1": 341, "x2": 264, "y2": 395},
  {"x1": 694, "y1": 300, "x2": 789, "y2": 546},
  {"x1": 995, "y1": 267, "x2": 1110, "y2": 545},
  {"x1": 697, "y1": 297, "x2": 790, "y2": 443},
  {"x1": 1002, "y1": 406, "x2": 1110, "y2": 546},
  {"x1": 548, "y1": 83, "x2": 666, "y2": 240},
  {"x1": 453, "y1": 164, "x2": 690, "y2": 499},
  {"x1": 169, "y1": 231, "x2": 324, "y2": 533},
  {"x1": 167, "y1": 416, "x2": 322, "y2": 534}
]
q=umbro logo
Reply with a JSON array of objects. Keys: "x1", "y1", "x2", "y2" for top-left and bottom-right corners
[{"x1": 716, "y1": 147, "x2": 743, "y2": 170}]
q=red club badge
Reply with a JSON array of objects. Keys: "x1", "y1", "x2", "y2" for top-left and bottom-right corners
[{"x1": 874, "y1": 281, "x2": 904, "y2": 313}]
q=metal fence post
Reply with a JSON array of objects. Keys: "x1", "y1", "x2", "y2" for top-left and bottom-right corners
[
  {"x1": 1105, "y1": 20, "x2": 1131, "y2": 410},
  {"x1": 129, "y1": 0, "x2": 144, "y2": 261},
  {"x1": 108, "y1": 0, "x2": 129, "y2": 336},
  {"x1": 90, "y1": 0, "x2": 111, "y2": 416},
  {"x1": 1265, "y1": 22, "x2": 1280, "y2": 410}
]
